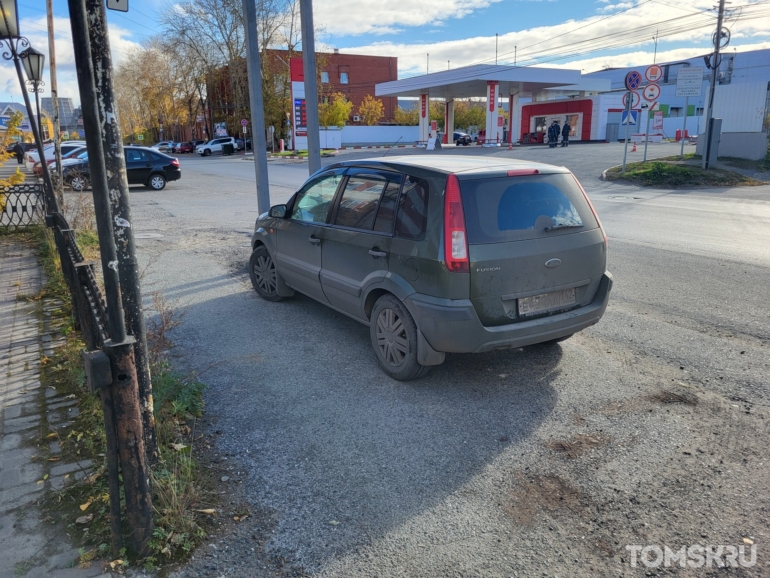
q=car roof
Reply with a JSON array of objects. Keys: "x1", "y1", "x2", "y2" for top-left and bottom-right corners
[{"x1": 331, "y1": 155, "x2": 570, "y2": 176}]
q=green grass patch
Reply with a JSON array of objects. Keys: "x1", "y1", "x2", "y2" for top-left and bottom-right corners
[
  {"x1": 604, "y1": 161, "x2": 763, "y2": 188},
  {"x1": 27, "y1": 225, "x2": 213, "y2": 569}
]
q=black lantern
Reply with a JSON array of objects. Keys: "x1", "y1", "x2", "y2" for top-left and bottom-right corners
[
  {"x1": 21, "y1": 45, "x2": 44, "y2": 83},
  {"x1": 0, "y1": 0, "x2": 19, "y2": 40}
]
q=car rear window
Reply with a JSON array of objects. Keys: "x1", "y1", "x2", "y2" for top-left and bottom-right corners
[{"x1": 459, "y1": 173, "x2": 598, "y2": 244}]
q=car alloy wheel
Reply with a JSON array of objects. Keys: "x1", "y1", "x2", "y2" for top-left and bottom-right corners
[
  {"x1": 149, "y1": 174, "x2": 166, "y2": 190},
  {"x1": 375, "y1": 307, "x2": 408, "y2": 367},
  {"x1": 253, "y1": 253, "x2": 276, "y2": 295},
  {"x1": 69, "y1": 176, "x2": 89, "y2": 192}
]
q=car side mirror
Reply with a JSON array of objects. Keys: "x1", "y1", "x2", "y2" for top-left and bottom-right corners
[{"x1": 268, "y1": 204, "x2": 287, "y2": 219}]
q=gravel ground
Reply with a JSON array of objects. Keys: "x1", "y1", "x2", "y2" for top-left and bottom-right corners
[{"x1": 117, "y1": 143, "x2": 770, "y2": 577}]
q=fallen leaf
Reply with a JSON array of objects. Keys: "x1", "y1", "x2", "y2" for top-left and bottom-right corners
[
  {"x1": 43, "y1": 474, "x2": 49, "y2": 480},
  {"x1": 45, "y1": 433, "x2": 58, "y2": 439},
  {"x1": 79, "y1": 498, "x2": 94, "y2": 511},
  {"x1": 100, "y1": 493, "x2": 110, "y2": 502},
  {"x1": 743, "y1": 538, "x2": 754, "y2": 545},
  {"x1": 75, "y1": 514, "x2": 93, "y2": 524},
  {"x1": 329, "y1": 520, "x2": 340, "y2": 526},
  {"x1": 233, "y1": 516, "x2": 240, "y2": 521},
  {"x1": 64, "y1": 474, "x2": 70, "y2": 479},
  {"x1": 195, "y1": 509, "x2": 216, "y2": 516},
  {"x1": 37, "y1": 480, "x2": 44, "y2": 485},
  {"x1": 65, "y1": 394, "x2": 76, "y2": 399},
  {"x1": 84, "y1": 471, "x2": 101, "y2": 484},
  {"x1": 47, "y1": 457, "x2": 60, "y2": 461},
  {"x1": 169, "y1": 443, "x2": 187, "y2": 451},
  {"x1": 76, "y1": 433, "x2": 83, "y2": 442}
]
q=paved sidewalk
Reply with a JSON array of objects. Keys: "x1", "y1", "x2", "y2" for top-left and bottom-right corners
[{"x1": 0, "y1": 238, "x2": 105, "y2": 578}]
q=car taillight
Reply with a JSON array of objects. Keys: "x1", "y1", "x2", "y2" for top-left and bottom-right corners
[
  {"x1": 170, "y1": 158, "x2": 180, "y2": 167},
  {"x1": 443, "y1": 173, "x2": 469, "y2": 273},
  {"x1": 571, "y1": 173, "x2": 608, "y2": 252}
]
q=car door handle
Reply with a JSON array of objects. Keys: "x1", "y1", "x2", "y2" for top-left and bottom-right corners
[
  {"x1": 369, "y1": 249, "x2": 387, "y2": 258},
  {"x1": 309, "y1": 236, "x2": 321, "y2": 245}
]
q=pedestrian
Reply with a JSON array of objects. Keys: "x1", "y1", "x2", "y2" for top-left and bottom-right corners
[
  {"x1": 12, "y1": 142, "x2": 24, "y2": 164},
  {"x1": 548, "y1": 121, "x2": 559, "y2": 148},
  {"x1": 561, "y1": 120, "x2": 571, "y2": 147}
]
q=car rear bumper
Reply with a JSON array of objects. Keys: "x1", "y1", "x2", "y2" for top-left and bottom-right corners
[
  {"x1": 165, "y1": 168, "x2": 182, "y2": 182},
  {"x1": 405, "y1": 272, "x2": 612, "y2": 353}
]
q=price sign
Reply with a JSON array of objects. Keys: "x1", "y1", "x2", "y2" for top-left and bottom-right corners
[{"x1": 293, "y1": 99, "x2": 307, "y2": 137}]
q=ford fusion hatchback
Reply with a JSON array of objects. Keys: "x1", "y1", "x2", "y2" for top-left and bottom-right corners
[{"x1": 249, "y1": 156, "x2": 612, "y2": 380}]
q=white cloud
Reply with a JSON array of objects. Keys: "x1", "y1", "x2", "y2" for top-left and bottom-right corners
[
  {"x1": 342, "y1": 0, "x2": 770, "y2": 76},
  {"x1": 315, "y1": 0, "x2": 502, "y2": 36},
  {"x1": 0, "y1": 16, "x2": 140, "y2": 106}
]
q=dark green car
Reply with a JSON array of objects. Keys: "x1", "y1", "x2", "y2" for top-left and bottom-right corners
[{"x1": 250, "y1": 156, "x2": 612, "y2": 380}]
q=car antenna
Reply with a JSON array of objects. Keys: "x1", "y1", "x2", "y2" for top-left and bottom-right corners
[{"x1": 382, "y1": 136, "x2": 403, "y2": 158}]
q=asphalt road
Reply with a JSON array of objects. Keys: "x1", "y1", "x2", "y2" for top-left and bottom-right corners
[{"x1": 128, "y1": 143, "x2": 770, "y2": 577}]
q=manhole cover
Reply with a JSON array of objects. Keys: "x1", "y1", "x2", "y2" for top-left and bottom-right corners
[{"x1": 134, "y1": 233, "x2": 164, "y2": 239}]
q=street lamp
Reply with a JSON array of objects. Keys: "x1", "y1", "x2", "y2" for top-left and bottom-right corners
[
  {"x1": 20, "y1": 45, "x2": 45, "y2": 140},
  {"x1": 0, "y1": 0, "x2": 58, "y2": 214}
]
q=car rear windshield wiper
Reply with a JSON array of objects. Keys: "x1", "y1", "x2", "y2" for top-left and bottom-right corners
[{"x1": 544, "y1": 223, "x2": 583, "y2": 232}]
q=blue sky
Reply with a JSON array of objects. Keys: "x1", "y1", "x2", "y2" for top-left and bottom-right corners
[{"x1": 3, "y1": 0, "x2": 770, "y2": 104}]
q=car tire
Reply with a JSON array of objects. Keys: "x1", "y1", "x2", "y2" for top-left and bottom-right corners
[
  {"x1": 370, "y1": 294, "x2": 431, "y2": 381},
  {"x1": 203, "y1": 149, "x2": 211, "y2": 157},
  {"x1": 249, "y1": 245, "x2": 285, "y2": 302},
  {"x1": 148, "y1": 174, "x2": 167, "y2": 191},
  {"x1": 454, "y1": 140, "x2": 460, "y2": 145},
  {"x1": 69, "y1": 175, "x2": 90, "y2": 192}
]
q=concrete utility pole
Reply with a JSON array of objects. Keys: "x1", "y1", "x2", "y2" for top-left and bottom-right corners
[
  {"x1": 85, "y1": 0, "x2": 157, "y2": 462},
  {"x1": 46, "y1": 0, "x2": 63, "y2": 206},
  {"x1": 621, "y1": 91, "x2": 633, "y2": 174},
  {"x1": 702, "y1": 0, "x2": 726, "y2": 170},
  {"x1": 67, "y1": 0, "x2": 153, "y2": 557},
  {"x1": 241, "y1": 0, "x2": 271, "y2": 212},
  {"x1": 299, "y1": 0, "x2": 321, "y2": 174}
]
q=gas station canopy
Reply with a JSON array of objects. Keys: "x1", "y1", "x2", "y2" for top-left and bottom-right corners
[{"x1": 375, "y1": 64, "x2": 610, "y2": 100}]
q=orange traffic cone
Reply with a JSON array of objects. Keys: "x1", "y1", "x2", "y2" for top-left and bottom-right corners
[{"x1": 631, "y1": 142, "x2": 637, "y2": 152}]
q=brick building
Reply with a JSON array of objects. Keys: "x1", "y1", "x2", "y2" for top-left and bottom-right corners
[{"x1": 207, "y1": 49, "x2": 398, "y2": 133}]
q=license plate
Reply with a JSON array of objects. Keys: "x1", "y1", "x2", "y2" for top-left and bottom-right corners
[{"x1": 518, "y1": 288, "x2": 576, "y2": 317}]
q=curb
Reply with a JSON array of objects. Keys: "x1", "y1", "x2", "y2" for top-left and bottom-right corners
[{"x1": 340, "y1": 145, "x2": 418, "y2": 150}]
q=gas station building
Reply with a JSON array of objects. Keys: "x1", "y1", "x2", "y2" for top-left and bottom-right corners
[{"x1": 375, "y1": 64, "x2": 611, "y2": 144}]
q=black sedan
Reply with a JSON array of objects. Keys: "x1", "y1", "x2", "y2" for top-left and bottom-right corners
[
  {"x1": 453, "y1": 131, "x2": 472, "y2": 146},
  {"x1": 61, "y1": 146, "x2": 181, "y2": 191}
]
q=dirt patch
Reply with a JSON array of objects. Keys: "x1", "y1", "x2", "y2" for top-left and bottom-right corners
[
  {"x1": 546, "y1": 433, "x2": 609, "y2": 458},
  {"x1": 648, "y1": 389, "x2": 698, "y2": 406},
  {"x1": 503, "y1": 474, "x2": 588, "y2": 525}
]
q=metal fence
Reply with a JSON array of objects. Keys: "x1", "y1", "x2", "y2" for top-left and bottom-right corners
[{"x1": 0, "y1": 183, "x2": 45, "y2": 228}]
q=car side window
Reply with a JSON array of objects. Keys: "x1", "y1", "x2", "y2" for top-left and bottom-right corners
[
  {"x1": 373, "y1": 175, "x2": 404, "y2": 233},
  {"x1": 290, "y1": 171, "x2": 344, "y2": 224},
  {"x1": 125, "y1": 149, "x2": 143, "y2": 162},
  {"x1": 395, "y1": 176, "x2": 429, "y2": 240},
  {"x1": 334, "y1": 171, "x2": 391, "y2": 231}
]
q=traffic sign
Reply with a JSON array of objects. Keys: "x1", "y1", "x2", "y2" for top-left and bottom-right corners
[
  {"x1": 645, "y1": 64, "x2": 663, "y2": 83},
  {"x1": 107, "y1": 0, "x2": 129, "y2": 12},
  {"x1": 137, "y1": 134, "x2": 143, "y2": 141},
  {"x1": 676, "y1": 66, "x2": 703, "y2": 97},
  {"x1": 625, "y1": 70, "x2": 643, "y2": 90},
  {"x1": 642, "y1": 83, "x2": 660, "y2": 101},
  {"x1": 621, "y1": 110, "x2": 638, "y2": 126},
  {"x1": 241, "y1": 118, "x2": 248, "y2": 126},
  {"x1": 622, "y1": 90, "x2": 640, "y2": 109}
]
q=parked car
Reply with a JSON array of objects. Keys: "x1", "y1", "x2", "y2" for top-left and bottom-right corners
[
  {"x1": 191, "y1": 139, "x2": 206, "y2": 148},
  {"x1": 151, "y1": 140, "x2": 175, "y2": 153},
  {"x1": 248, "y1": 156, "x2": 612, "y2": 380},
  {"x1": 177, "y1": 142, "x2": 195, "y2": 153},
  {"x1": 235, "y1": 138, "x2": 252, "y2": 151},
  {"x1": 26, "y1": 141, "x2": 87, "y2": 165},
  {"x1": 196, "y1": 137, "x2": 236, "y2": 156},
  {"x1": 61, "y1": 145, "x2": 181, "y2": 191},
  {"x1": 33, "y1": 145, "x2": 87, "y2": 176},
  {"x1": 453, "y1": 131, "x2": 472, "y2": 146}
]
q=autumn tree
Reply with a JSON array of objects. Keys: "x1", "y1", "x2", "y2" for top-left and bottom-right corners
[
  {"x1": 319, "y1": 92, "x2": 353, "y2": 128},
  {"x1": 357, "y1": 94, "x2": 384, "y2": 126},
  {"x1": 393, "y1": 105, "x2": 418, "y2": 126}
]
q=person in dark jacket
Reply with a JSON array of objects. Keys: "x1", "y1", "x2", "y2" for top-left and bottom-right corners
[
  {"x1": 12, "y1": 142, "x2": 24, "y2": 164},
  {"x1": 547, "y1": 121, "x2": 559, "y2": 148},
  {"x1": 561, "y1": 121, "x2": 571, "y2": 147}
]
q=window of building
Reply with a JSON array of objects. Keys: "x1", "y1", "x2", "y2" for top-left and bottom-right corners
[
  {"x1": 340, "y1": 72, "x2": 349, "y2": 84},
  {"x1": 670, "y1": 107, "x2": 683, "y2": 118},
  {"x1": 321, "y1": 72, "x2": 329, "y2": 83},
  {"x1": 696, "y1": 107, "x2": 704, "y2": 116}
]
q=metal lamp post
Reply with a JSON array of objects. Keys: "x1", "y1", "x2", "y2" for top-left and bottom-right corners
[
  {"x1": 0, "y1": 0, "x2": 58, "y2": 213},
  {"x1": 20, "y1": 45, "x2": 45, "y2": 140}
]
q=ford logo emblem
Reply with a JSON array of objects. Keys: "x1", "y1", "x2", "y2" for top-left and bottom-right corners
[{"x1": 545, "y1": 258, "x2": 561, "y2": 268}]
